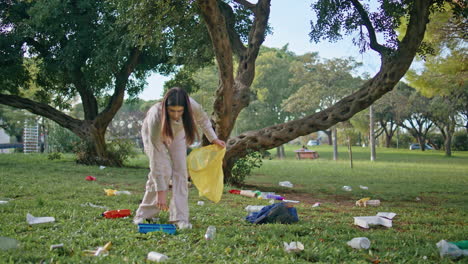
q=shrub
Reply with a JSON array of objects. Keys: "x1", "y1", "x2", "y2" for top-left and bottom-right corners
[
  {"x1": 73, "y1": 139, "x2": 137, "y2": 166},
  {"x1": 47, "y1": 152, "x2": 62, "y2": 160},
  {"x1": 229, "y1": 151, "x2": 263, "y2": 185},
  {"x1": 452, "y1": 131, "x2": 468, "y2": 151},
  {"x1": 47, "y1": 122, "x2": 80, "y2": 153}
]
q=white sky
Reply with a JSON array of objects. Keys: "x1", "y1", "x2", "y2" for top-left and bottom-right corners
[{"x1": 139, "y1": 0, "x2": 382, "y2": 100}]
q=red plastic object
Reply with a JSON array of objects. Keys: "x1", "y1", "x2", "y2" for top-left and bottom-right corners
[
  {"x1": 229, "y1": 189, "x2": 241, "y2": 195},
  {"x1": 102, "y1": 209, "x2": 131, "y2": 218},
  {"x1": 85, "y1": 176, "x2": 96, "y2": 181}
]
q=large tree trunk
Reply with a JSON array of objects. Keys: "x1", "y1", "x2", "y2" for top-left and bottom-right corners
[
  {"x1": 324, "y1": 129, "x2": 333, "y2": 145},
  {"x1": 198, "y1": 0, "x2": 432, "y2": 183},
  {"x1": 444, "y1": 131, "x2": 452, "y2": 157}
]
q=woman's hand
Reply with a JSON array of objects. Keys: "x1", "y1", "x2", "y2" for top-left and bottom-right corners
[
  {"x1": 212, "y1": 138, "x2": 226, "y2": 148},
  {"x1": 156, "y1": 190, "x2": 168, "y2": 211}
]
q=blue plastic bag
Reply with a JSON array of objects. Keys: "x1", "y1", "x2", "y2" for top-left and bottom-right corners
[{"x1": 246, "y1": 202, "x2": 299, "y2": 224}]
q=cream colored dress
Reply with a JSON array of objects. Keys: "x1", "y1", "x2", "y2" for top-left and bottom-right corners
[{"x1": 135, "y1": 98, "x2": 218, "y2": 223}]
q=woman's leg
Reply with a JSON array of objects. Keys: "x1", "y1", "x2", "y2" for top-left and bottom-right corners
[
  {"x1": 167, "y1": 133, "x2": 189, "y2": 223},
  {"x1": 134, "y1": 147, "x2": 172, "y2": 223}
]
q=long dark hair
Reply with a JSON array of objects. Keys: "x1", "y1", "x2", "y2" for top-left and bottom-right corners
[{"x1": 161, "y1": 87, "x2": 198, "y2": 145}]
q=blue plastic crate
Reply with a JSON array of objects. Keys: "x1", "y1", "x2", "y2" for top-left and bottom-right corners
[{"x1": 138, "y1": 223, "x2": 177, "y2": 235}]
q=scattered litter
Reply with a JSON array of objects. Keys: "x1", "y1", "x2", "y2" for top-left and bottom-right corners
[
  {"x1": 347, "y1": 237, "x2": 371, "y2": 249},
  {"x1": 269, "y1": 199, "x2": 275, "y2": 204},
  {"x1": 359, "y1": 185, "x2": 369, "y2": 190},
  {"x1": 50, "y1": 244, "x2": 64, "y2": 251},
  {"x1": 80, "y1": 202, "x2": 109, "y2": 210},
  {"x1": 312, "y1": 202, "x2": 321, "y2": 207},
  {"x1": 283, "y1": 241, "x2": 304, "y2": 253},
  {"x1": 246, "y1": 202, "x2": 299, "y2": 224},
  {"x1": 0, "y1": 237, "x2": 19, "y2": 250},
  {"x1": 102, "y1": 209, "x2": 131, "y2": 219},
  {"x1": 266, "y1": 194, "x2": 284, "y2": 200},
  {"x1": 85, "y1": 176, "x2": 96, "y2": 181},
  {"x1": 99, "y1": 166, "x2": 106, "y2": 170},
  {"x1": 197, "y1": 201, "x2": 205, "y2": 206},
  {"x1": 104, "y1": 189, "x2": 131, "y2": 196},
  {"x1": 279, "y1": 181, "x2": 294, "y2": 188},
  {"x1": 283, "y1": 199, "x2": 300, "y2": 203},
  {"x1": 239, "y1": 190, "x2": 257, "y2": 198},
  {"x1": 355, "y1": 197, "x2": 371, "y2": 207},
  {"x1": 366, "y1": 200, "x2": 381, "y2": 206},
  {"x1": 83, "y1": 241, "x2": 111, "y2": 257},
  {"x1": 353, "y1": 215, "x2": 393, "y2": 229},
  {"x1": 342, "y1": 186, "x2": 352, "y2": 191},
  {"x1": 204, "y1": 226, "x2": 216, "y2": 240},
  {"x1": 26, "y1": 213, "x2": 55, "y2": 225},
  {"x1": 0, "y1": 201, "x2": 8, "y2": 205},
  {"x1": 436, "y1": 240, "x2": 468, "y2": 259},
  {"x1": 138, "y1": 224, "x2": 177, "y2": 235},
  {"x1": 245, "y1": 205, "x2": 265, "y2": 213},
  {"x1": 257, "y1": 192, "x2": 274, "y2": 199},
  {"x1": 147, "y1": 251, "x2": 169, "y2": 262},
  {"x1": 415, "y1": 197, "x2": 421, "y2": 201},
  {"x1": 228, "y1": 189, "x2": 241, "y2": 195},
  {"x1": 376, "y1": 212, "x2": 396, "y2": 219}
]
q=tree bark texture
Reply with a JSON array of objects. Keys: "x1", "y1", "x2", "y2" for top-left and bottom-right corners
[{"x1": 370, "y1": 105, "x2": 376, "y2": 161}]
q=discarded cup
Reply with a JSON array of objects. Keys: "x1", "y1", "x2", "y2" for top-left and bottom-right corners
[
  {"x1": 85, "y1": 176, "x2": 96, "y2": 181},
  {"x1": 99, "y1": 166, "x2": 106, "y2": 170},
  {"x1": 197, "y1": 201, "x2": 205, "y2": 206},
  {"x1": 366, "y1": 200, "x2": 381, "y2": 206},
  {"x1": 359, "y1": 185, "x2": 369, "y2": 190},
  {"x1": 353, "y1": 216, "x2": 392, "y2": 229},
  {"x1": 342, "y1": 186, "x2": 352, "y2": 191},
  {"x1": 376, "y1": 212, "x2": 396, "y2": 219},
  {"x1": 312, "y1": 202, "x2": 321, "y2": 207},
  {"x1": 204, "y1": 226, "x2": 216, "y2": 240},
  {"x1": 115, "y1": 191, "x2": 131, "y2": 195},
  {"x1": 245, "y1": 205, "x2": 265, "y2": 213},
  {"x1": 26, "y1": 213, "x2": 55, "y2": 225},
  {"x1": 283, "y1": 241, "x2": 304, "y2": 252},
  {"x1": 0, "y1": 237, "x2": 19, "y2": 250},
  {"x1": 147, "y1": 251, "x2": 169, "y2": 262},
  {"x1": 279, "y1": 181, "x2": 293, "y2": 188},
  {"x1": 436, "y1": 240, "x2": 468, "y2": 259},
  {"x1": 347, "y1": 237, "x2": 371, "y2": 249}
]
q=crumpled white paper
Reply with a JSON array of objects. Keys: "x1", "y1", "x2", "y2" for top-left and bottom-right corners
[{"x1": 283, "y1": 241, "x2": 304, "y2": 252}]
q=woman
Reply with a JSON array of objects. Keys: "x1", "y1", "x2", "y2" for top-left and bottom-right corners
[{"x1": 134, "y1": 87, "x2": 225, "y2": 229}]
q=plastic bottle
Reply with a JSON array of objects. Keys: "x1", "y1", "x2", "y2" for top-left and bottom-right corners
[
  {"x1": 245, "y1": 205, "x2": 265, "y2": 213},
  {"x1": 366, "y1": 200, "x2": 381, "y2": 206},
  {"x1": 102, "y1": 209, "x2": 131, "y2": 218},
  {"x1": 266, "y1": 194, "x2": 284, "y2": 200},
  {"x1": 204, "y1": 226, "x2": 216, "y2": 240},
  {"x1": 239, "y1": 190, "x2": 256, "y2": 198}
]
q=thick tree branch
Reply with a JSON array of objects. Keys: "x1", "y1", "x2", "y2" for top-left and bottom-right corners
[
  {"x1": 349, "y1": 0, "x2": 390, "y2": 55},
  {"x1": 96, "y1": 48, "x2": 141, "y2": 129},
  {"x1": 0, "y1": 94, "x2": 84, "y2": 136},
  {"x1": 218, "y1": 1, "x2": 248, "y2": 57},
  {"x1": 225, "y1": 0, "x2": 433, "y2": 161},
  {"x1": 197, "y1": 0, "x2": 235, "y2": 140}
]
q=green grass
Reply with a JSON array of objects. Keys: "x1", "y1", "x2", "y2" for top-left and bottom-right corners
[{"x1": 0, "y1": 146, "x2": 467, "y2": 263}]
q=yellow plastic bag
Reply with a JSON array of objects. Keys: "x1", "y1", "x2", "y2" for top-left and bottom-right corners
[{"x1": 187, "y1": 144, "x2": 226, "y2": 203}]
